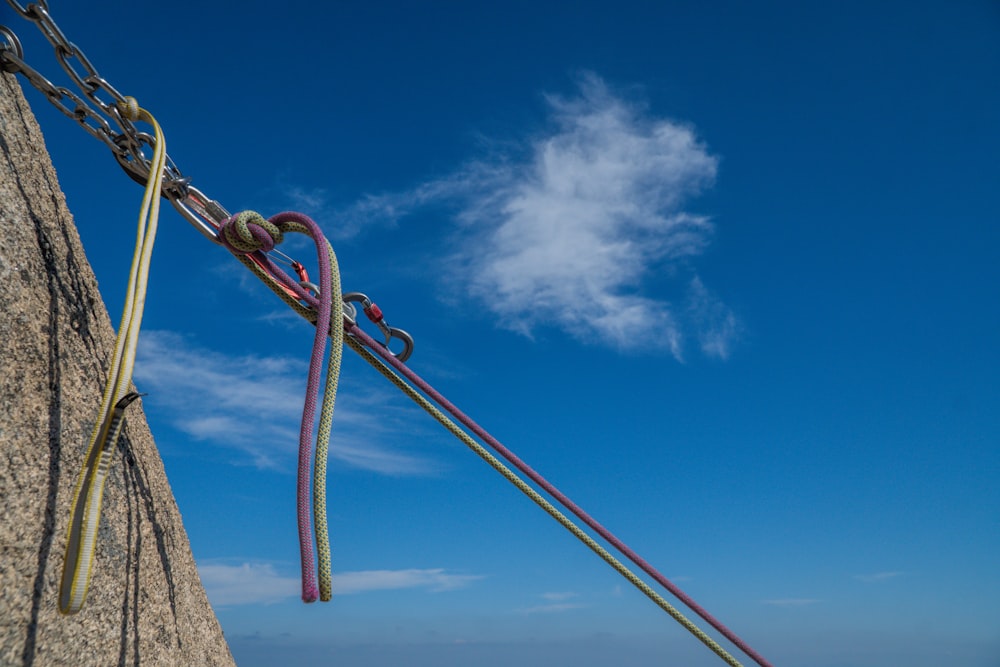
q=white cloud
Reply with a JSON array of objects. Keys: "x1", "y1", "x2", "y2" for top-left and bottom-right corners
[
  {"x1": 454, "y1": 74, "x2": 719, "y2": 354},
  {"x1": 134, "y1": 330, "x2": 438, "y2": 474},
  {"x1": 687, "y1": 276, "x2": 740, "y2": 360},
  {"x1": 199, "y1": 562, "x2": 300, "y2": 606},
  {"x1": 854, "y1": 571, "x2": 905, "y2": 583},
  {"x1": 541, "y1": 591, "x2": 578, "y2": 602},
  {"x1": 334, "y1": 568, "x2": 484, "y2": 595},
  {"x1": 516, "y1": 591, "x2": 585, "y2": 614},
  {"x1": 198, "y1": 562, "x2": 482, "y2": 607},
  {"x1": 519, "y1": 602, "x2": 586, "y2": 614},
  {"x1": 315, "y1": 72, "x2": 736, "y2": 356}
]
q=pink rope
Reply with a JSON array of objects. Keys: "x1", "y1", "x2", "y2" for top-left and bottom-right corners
[
  {"x1": 221, "y1": 211, "x2": 331, "y2": 603},
  {"x1": 275, "y1": 212, "x2": 331, "y2": 604},
  {"x1": 345, "y1": 322, "x2": 774, "y2": 667}
]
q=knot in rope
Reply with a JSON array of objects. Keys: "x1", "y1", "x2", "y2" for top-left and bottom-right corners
[
  {"x1": 116, "y1": 96, "x2": 141, "y2": 122},
  {"x1": 220, "y1": 210, "x2": 284, "y2": 254}
]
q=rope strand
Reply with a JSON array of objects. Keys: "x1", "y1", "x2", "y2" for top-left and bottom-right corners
[
  {"x1": 346, "y1": 324, "x2": 775, "y2": 667},
  {"x1": 218, "y1": 211, "x2": 342, "y2": 603},
  {"x1": 344, "y1": 331, "x2": 745, "y2": 667}
]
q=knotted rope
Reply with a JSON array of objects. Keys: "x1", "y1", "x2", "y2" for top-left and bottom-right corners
[{"x1": 218, "y1": 210, "x2": 343, "y2": 603}]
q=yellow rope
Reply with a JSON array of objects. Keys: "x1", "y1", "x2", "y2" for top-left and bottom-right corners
[
  {"x1": 59, "y1": 98, "x2": 165, "y2": 615},
  {"x1": 307, "y1": 241, "x2": 342, "y2": 602}
]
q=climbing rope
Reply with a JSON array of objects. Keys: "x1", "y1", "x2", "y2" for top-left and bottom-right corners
[
  {"x1": 344, "y1": 329, "x2": 746, "y2": 667},
  {"x1": 351, "y1": 324, "x2": 777, "y2": 667},
  {"x1": 237, "y1": 237, "x2": 761, "y2": 667},
  {"x1": 218, "y1": 210, "x2": 344, "y2": 603},
  {"x1": 58, "y1": 98, "x2": 165, "y2": 615}
]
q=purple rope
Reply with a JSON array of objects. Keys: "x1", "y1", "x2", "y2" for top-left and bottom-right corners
[
  {"x1": 345, "y1": 322, "x2": 773, "y2": 667},
  {"x1": 274, "y1": 211, "x2": 332, "y2": 604},
  {"x1": 221, "y1": 211, "x2": 331, "y2": 603}
]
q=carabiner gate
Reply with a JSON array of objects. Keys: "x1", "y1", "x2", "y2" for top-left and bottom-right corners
[{"x1": 342, "y1": 291, "x2": 414, "y2": 362}]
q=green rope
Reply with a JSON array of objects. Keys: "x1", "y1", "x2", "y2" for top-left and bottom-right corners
[
  {"x1": 230, "y1": 231, "x2": 342, "y2": 602},
  {"x1": 343, "y1": 336, "x2": 745, "y2": 667},
  {"x1": 313, "y1": 246, "x2": 342, "y2": 602}
]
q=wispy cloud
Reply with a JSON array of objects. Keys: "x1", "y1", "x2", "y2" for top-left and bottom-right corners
[
  {"x1": 687, "y1": 276, "x2": 740, "y2": 360},
  {"x1": 519, "y1": 592, "x2": 585, "y2": 614},
  {"x1": 335, "y1": 568, "x2": 484, "y2": 595},
  {"x1": 134, "y1": 330, "x2": 437, "y2": 474},
  {"x1": 854, "y1": 571, "x2": 905, "y2": 583},
  {"x1": 761, "y1": 598, "x2": 822, "y2": 607},
  {"x1": 541, "y1": 591, "x2": 579, "y2": 602},
  {"x1": 292, "y1": 72, "x2": 737, "y2": 357},
  {"x1": 199, "y1": 562, "x2": 300, "y2": 606},
  {"x1": 519, "y1": 602, "x2": 586, "y2": 614},
  {"x1": 198, "y1": 562, "x2": 483, "y2": 607}
]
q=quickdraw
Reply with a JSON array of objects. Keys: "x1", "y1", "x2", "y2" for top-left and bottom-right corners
[{"x1": 1, "y1": 5, "x2": 776, "y2": 667}]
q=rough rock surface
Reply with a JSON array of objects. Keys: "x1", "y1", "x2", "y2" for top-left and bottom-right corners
[{"x1": 0, "y1": 73, "x2": 235, "y2": 666}]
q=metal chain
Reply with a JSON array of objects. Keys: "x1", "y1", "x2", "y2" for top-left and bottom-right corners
[
  {"x1": 0, "y1": 2, "x2": 413, "y2": 350},
  {"x1": 0, "y1": 1, "x2": 228, "y2": 241}
]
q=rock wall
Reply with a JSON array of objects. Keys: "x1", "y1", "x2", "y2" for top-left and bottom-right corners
[{"x1": 0, "y1": 73, "x2": 235, "y2": 666}]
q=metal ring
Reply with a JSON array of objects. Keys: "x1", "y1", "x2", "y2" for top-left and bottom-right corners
[
  {"x1": 0, "y1": 26, "x2": 25, "y2": 72},
  {"x1": 112, "y1": 131, "x2": 154, "y2": 185}
]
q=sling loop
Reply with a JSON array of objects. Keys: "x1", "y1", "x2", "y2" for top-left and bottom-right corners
[{"x1": 59, "y1": 97, "x2": 165, "y2": 615}]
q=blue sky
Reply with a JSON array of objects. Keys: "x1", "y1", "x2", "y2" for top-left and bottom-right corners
[{"x1": 7, "y1": 1, "x2": 999, "y2": 665}]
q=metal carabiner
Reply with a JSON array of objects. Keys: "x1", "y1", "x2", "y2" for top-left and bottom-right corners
[
  {"x1": 342, "y1": 291, "x2": 414, "y2": 362},
  {"x1": 168, "y1": 186, "x2": 228, "y2": 242},
  {"x1": 385, "y1": 326, "x2": 414, "y2": 363}
]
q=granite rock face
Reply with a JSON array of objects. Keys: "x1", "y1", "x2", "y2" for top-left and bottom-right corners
[{"x1": 0, "y1": 73, "x2": 235, "y2": 666}]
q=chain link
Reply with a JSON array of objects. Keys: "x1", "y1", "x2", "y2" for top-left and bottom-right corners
[
  {"x1": 6, "y1": 0, "x2": 47, "y2": 20},
  {"x1": 0, "y1": 1, "x2": 229, "y2": 241},
  {"x1": 1, "y1": 47, "x2": 125, "y2": 155},
  {"x1": 2, "y1": 3, "x2": 145, "y2": 172}
]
